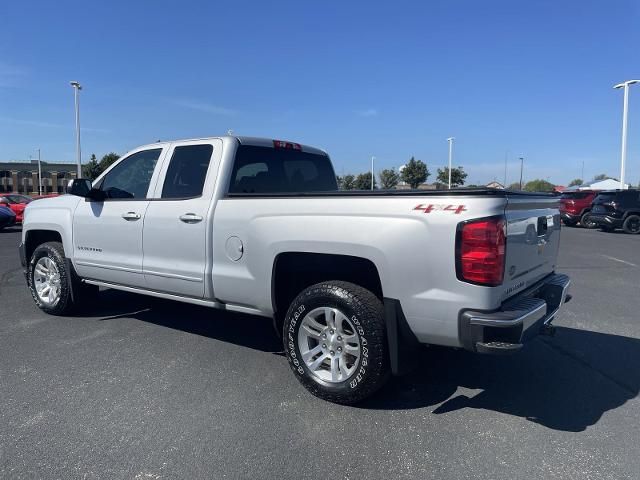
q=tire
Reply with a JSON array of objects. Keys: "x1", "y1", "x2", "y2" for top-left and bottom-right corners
[
  {"x1": 623, "y1": 215, "x2": 640, "y2": 234},
  {"x1": 283, "y1": 281, "x2": 389, "y2": 404},
  {"x1": 580, "y1": 212, "x2": 597, "y2": 229},
  {"x1": 27, "y1": 241, "x2": 75, "y2": 315}
]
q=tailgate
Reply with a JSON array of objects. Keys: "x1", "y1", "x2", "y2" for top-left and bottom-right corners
[{"x1": 502, "y1": 195, "x2": 561, "y2": 300}]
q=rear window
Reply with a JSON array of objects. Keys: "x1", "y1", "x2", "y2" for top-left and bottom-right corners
[
  {"x1": 229, "y1": 145, "x2": 337, "y2": 194},
  {"x1": 561, "y1": 192, "x2": 590, "y2": 200},
  {"x1": 593, "y1": 192, "x2": 616, "y2": 204}
]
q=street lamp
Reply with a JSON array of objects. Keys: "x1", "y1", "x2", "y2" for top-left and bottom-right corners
[
  {"x1": 70, "y1": 81, "x2": 83, "y2": 177},
  {"x1": 519, "y1": 157, "x2": 524, "y2": 190},
  {"x1": 371, "y1": 156, "x2": 375, "y2": 190},
  {"x1": 447, "y1": 137, "x2": 455, "y2": 189},
  {"x1": 614, "y1": 80, "x2": 639, "y2": 189}
]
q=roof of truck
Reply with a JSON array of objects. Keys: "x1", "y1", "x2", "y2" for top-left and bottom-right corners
[{"x1": 136, "y1": 135, "x2": 327, "y2": 156}]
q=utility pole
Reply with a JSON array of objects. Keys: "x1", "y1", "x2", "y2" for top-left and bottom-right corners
[
  {"x1": 447, "y1": 137, "x2": 455, "y2": 189},
  {"x1": 371, "y1": 156, "x2": 375, "y2": 190},
  {"x1": 37, "y1": 148, "x2": 42, "y2": 195},
  {"x1": 504, "y1": 150, "x2": 509, "y2": 188},
  {"x1": 581, "y1": 160, "x2": 584, "y2": 184},
  {"x1": 70, "y1": 81, "x2": 83, "y2": 177},
  {"x1": 519, "y1": 157, "x2": 524, "y2": 190},
  {"x1": 614, "y1": 80, "x2": 639, "y2": 189}
]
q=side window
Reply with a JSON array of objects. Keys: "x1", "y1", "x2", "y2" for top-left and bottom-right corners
[
  {"x1": 161, "y1": 144, "x2": 213, "y2": 199},
  {"x1": 100, "y1": 149, "x2": 162, "y2": 199}
]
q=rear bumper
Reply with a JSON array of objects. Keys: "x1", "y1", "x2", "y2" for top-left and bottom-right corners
[
  {"x1": 589, "y1": 214, "x2": 623, "y2": 228},
  {"x1": 560, "y1": 212, "x2": 580, "y2": 223},
  {"x1": 459, "y1": 273, "x2": 571, "y2": 354}
]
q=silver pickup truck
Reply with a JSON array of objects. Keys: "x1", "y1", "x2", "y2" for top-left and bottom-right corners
[{"x1": 19, "y1": 135, "x2": 570, "y2": 404}]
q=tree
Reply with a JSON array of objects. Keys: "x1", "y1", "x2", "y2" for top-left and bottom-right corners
[
  {"x1": 568, "y1": 178, "x2": 583, "y2": 187},
  {"x1": 436, "y1": 166, "x2": 468, "y2": 187},
  {"x1": 354, "y1": 172, "x2": 376, "y2": 190},
  {"x1": 523, "y1": 179, "x2": 555, "y2": 193},
  {"x1": 98, "y1": 153, "x2": 120, "y2": 173},
  {"x1": 400, "y1": 157, "x2": 429, "y2": 189},
  {"x1": 593, "y1": 173, "x2": 608, "y2": 181},
  {"x1": 379, "y1": 169, "x2": 399, "y2": 189},
  {"x1": 507, "y1": 182, "x2": 522, "y2": 190},
  {"x1": 83, "y1": 154, "x2": 101, "y2": 180},
  {"x1": 340, "y1": 174, "x2": 356, "y2": 190}
]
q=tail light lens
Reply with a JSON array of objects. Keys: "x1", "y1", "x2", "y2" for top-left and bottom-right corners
[{"x1": 456, "y1": 216, "x2": 506, "y2": 286}]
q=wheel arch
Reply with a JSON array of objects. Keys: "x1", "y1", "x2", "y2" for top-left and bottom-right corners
[
  {"x1": 271, "y1": 252, "x2": 384, "y2": 325},
  {"x1": 24, "y1": 229, "x2": 64, "y2": 262}
]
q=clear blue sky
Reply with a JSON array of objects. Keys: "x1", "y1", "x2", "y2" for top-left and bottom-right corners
[{"x1": 1, "y1": 0, "x2": 639, "y2": 186}]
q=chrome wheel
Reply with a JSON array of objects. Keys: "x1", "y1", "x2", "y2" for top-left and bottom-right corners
[
  {"x1": 33, "y1": 256, "x2": 61, "y2": 305},
  {"x1": 297, "y1": 307, "x2": 361, "y2": 383}
]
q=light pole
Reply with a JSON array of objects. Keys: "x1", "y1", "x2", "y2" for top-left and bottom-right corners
[
  {"x1": 614, "y1": 80, "x2": 639, "y2": 189},
  {"x1": 70, "y1": 81, "x2": 83, "y2": 177},
  {"x1": 371, "y1": 156, "x2": 375, "y2": 190},
  {"x1": 447, "y1": 137, "x2": 455, "y2": 189},
  {"x1": 519, "y1": 157, "x2": 524, "y2": 190},
  {"x1": 37, "y1": 148, "x2": 42, "y2": 195}
]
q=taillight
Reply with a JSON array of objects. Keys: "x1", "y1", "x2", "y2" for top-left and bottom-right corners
[
  {"x1": 273, "y1": 140, "x2": 302, "y2": 150},
  {"x1": 456, "y1": 216, "x2": 506, "y2": 286}
]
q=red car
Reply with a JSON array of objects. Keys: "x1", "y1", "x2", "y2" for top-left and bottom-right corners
[
  {"x1": 0, "y1": 193, "x2": 32, "y2": 223},
  {"x1": 559, "y1": 190, "x2": 598, "y2": 228}
]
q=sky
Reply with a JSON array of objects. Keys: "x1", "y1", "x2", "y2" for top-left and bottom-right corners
[{"x1": 1, "y1": 0, "x2": 639, "y2": 186}]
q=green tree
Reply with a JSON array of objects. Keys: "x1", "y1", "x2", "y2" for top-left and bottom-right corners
[
  {"x1": 378, "y1": 168, "x2": 400, "y2": 189},
  {"x1": 98, "y1": 152, "x2": 120, "y2": 173},
  {"x1": 354, "y1": 172, "x2": 376, "y2": 190},
  {"x1": 401, "y1": 157, "x2": 429, "y2": 189},
  {"x1": 83, "y1": 153, "x2": 101, "y2": 180},
  {"x1": 593, "y1": 173, "x2": 608, "y2": 181},
  {"x1": 568, "y1": 178, "x2": 583, "y2": 187},
  {"x1": 436, "y1": 166, "x2": 468, "y2": 187},
  {"x1": 340, "y1": 174, "x2": 356, "y2": 190},
  {"x1": 507, "y1": 182, "x2": 522, "y2": 190},
  {"x1": 523, "y1": 179, "x2": 555, "y2": 192}
]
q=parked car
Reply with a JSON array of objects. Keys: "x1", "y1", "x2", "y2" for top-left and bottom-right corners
[
  {"x1": 559, "y1": 190, "x2": 598, "y2": 228},
  {"x1": 31, "y1": 193, "x2": 61, "y2": 200},
  {"x1": 0, "y1": 193, "x2": 32, "y2": 223},
  {"x1": 0, "y1": 205, "x2": 16, "y2": 230},
  {"x1": 590, "y1": 189, "x2": 640, "y2": 234},
  {"x1": 18, "y1": 135, "x2": 570, "y2": 404}
]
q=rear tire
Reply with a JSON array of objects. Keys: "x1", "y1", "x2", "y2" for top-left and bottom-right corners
[
  {"x1": 580, "y1": 212, "x2": 597, "y2": 229},
  {"x1": 283, "y1": 281, "x2": 389, "y2": 404},
  {"x1": 623, "y1": 215, "x2": 640, "y2": 234}
]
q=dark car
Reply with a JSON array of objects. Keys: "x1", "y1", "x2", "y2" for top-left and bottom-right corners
[
  {"x1": 0, "y1": 205, "x2": 16, "y2": 230},
  {"x1": 590, "y1": 189, "x2": 640, "y2": 234},
  {"x1": 559, "y1": 190, "x2": 598, "y2": 228},
  {"x1": 0, "y1": 193, "x2": 32, "y2": 223}
]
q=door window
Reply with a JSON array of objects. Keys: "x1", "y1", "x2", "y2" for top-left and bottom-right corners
[
  {"x1": 99, "y1": 149, "x2": 162, "y2": 199},
  {"x1": 161, "y1": 144, "x2": 214, "y2": 199}
]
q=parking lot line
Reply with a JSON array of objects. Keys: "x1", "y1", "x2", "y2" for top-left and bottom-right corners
[{"x1": 600, "y1": 255, "x2": 638, "y2": 268}]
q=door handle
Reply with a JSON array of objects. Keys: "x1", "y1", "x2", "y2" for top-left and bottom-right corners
[
  {"x1": 121, "y1": 212, "x2": 141, "y2": 221},
  {"x1": 179, "y1": 213, "x2": 203, "y2": 224}
]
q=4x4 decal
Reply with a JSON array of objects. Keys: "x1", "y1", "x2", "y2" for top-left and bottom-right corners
[{"x1": 413, "y1": 204, "x2": 467, "y2": 214}]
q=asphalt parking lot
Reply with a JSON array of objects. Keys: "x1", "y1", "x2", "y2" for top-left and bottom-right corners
[{"x1": 1, "y1": 226, "x2": 639, "y2": 479}]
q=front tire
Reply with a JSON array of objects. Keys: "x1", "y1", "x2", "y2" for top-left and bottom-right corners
[
  {"x1": 623, "y1": 215, "x2": 640, "y2": 234},
  {"x1": 283, "y1": 281, "x2": 389, "y2": 404},
  {"x1": 27, "y1": 241, "x2": 74, "y2": 315}
]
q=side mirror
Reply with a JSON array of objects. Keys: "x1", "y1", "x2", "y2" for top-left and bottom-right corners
[
  {"x1": 68, "y1": 179, "x2": 106, "y2": 201},
  {"x1": 68, "y1": 178, "x2": 92, "y2": 197}
]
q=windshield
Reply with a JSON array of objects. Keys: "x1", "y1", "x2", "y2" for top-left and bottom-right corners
[{"x1": 561, "y1": 192, "x2": 591, "y2": 200}]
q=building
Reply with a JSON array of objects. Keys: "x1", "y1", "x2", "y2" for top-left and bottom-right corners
[
  {"x1": 0, "y1": 161, "x2": 78, "y2": 194},
  {"x1": 486, "y1": 181, "x2": 505, "y2": 189},
  {"x1": 564, "y1": 178, "x2": 630, "y2": 191}
]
